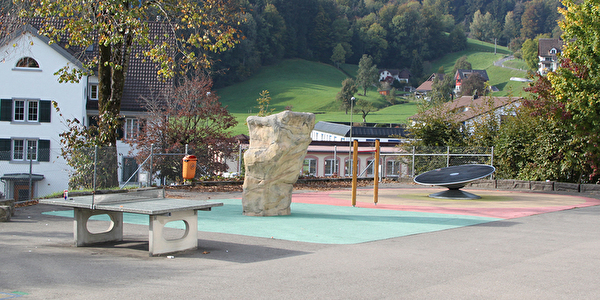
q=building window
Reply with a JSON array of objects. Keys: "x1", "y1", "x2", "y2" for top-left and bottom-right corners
[
  {"x1": 345, "y1": 159, "x2": 360, "y2": 177},
  {"x1": 16, "y1": 57, "x2": 39, "y2": 68},
  {"x1": 386, "y1": 160, "x2": 401, "y2": 177},
  {"x1": 13, "y1": 99, "x2": 39, "y2": 122},
  {"x1": 303, "y1": 158, "x2": 317, "y2": 176},
  {"x1": 324, "y1": 159, "x2": 338, "y2": 176},
  {"x1": 0, "y1": 139, "x2": 49, "y2": 162},
  {"x1": 89, "y1": 83, "x2": 98, "y2": 100},
  {"x1": 124, "y1": 118, "x2": 139, "y2": 139},
  {"x1": 12, "y1": 139, "x2": 37, "y2": 161}
]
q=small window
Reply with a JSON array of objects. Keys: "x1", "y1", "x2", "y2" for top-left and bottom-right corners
[
  {"x1": 13, "y1": 100, "x2": 39, "y2": 122},
  {"x1": 89, "y1": 84, "x2": 98, "y2": 100},
  {"x1": 12, "y1": 139, "x2": 37, "y2": 161},
  {"x1": 324, "y1": 159, "x2": 338, "y2": 176},
  {"x1": 386, "y1": 160, "x2": 401, "y2": 177},
  {"x1": 302, "y1": 158, "x2": 317, "y2": 176},
  {"x1": 124, "y1": 118, "x2": 139, "y2": 139},
  {"x1": 16, "y1": 57, "x2": 39, "y2": 68},
  {"x1": 344, "y1": 159, "x2": 360, "y2": 177},
  {"x1": 14, "y1": 100, "x2": 25, "y2": 121}
]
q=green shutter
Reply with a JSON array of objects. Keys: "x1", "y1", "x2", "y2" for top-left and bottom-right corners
[
  {"x1": 0, "y1": 138, "x2": 10, "y2": 161},
  {"x1": 0, "y1": 99, "x2": 12, "y2": 121},
  {"x1": 39, "y1": 100, "x2": 51, "y2": 123},
  {"x1": 38, "y1": 139, "x2": 51, "y2": 162}
]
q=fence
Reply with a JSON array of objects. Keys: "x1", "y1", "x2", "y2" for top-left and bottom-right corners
[
  {"x1": 0, "y1": 144, "x2": 493, "y2": 200},
  {"x1": 388, "y1": 146, "x2": 494, "y2": 179}
]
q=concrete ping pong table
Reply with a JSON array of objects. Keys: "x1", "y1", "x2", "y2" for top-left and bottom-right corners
[{"x1": 39, "y1": 188, "x2": 223, "y2": 256}]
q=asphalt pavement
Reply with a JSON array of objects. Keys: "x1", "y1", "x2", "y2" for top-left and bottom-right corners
[{"x1": 2, "y1": 186, "x2": 600, "y2": 299}]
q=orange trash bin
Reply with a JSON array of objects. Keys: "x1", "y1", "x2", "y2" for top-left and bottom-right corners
[{"x1": 182, "y1": 155, "x2": 198, "y2": 179}]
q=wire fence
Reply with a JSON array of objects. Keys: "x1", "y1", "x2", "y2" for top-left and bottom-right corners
[
  {"x1": 0, "y1": 145, "x2": 494, "y2": 201},
  {"x1": 391, "y1": 146, "x2": 494, "y2": 179}
]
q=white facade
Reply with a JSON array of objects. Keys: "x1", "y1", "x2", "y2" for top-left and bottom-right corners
[
  {"x1": 0, "y1": 31, "x2": 88, "y2": 200},
  {"x1": 1, "y1": 28, "x2": 137, "y2": 200}
]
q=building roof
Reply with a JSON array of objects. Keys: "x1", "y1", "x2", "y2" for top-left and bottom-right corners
[
  {"x1": 313, "y1": 121, "x2": 407, "y2": 138},
  {"x1": 411, "y1": 96, "x2": 521, "y2": 123},
  {"x1": 455, "y1": 69, "x2": 489, "y2": 82},
  {"x1": 538, "y1": 38, "x2": 563, "y2": 58},
  {"x1": 379, "y1": 68, "x2": 410, "y2": 79},
  {"x1": 16, "y1": 18, "x2": 173, "y2": 113},
  {"x1": 416, "y1": 73, "x2": 445, "y2": 92},
  {"x1": 0, "y1": 173, "x2": 45, "y2": 181}
]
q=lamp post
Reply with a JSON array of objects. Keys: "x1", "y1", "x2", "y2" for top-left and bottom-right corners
[{"x1": 348, "y1": 96, "x2": 355, "y2": 177}]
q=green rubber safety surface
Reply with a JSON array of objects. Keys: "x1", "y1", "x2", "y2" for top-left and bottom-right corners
[{"x1": 43, "y1": 199, "x2": 501, "y2": 244}]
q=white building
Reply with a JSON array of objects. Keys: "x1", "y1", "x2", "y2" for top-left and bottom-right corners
[
  {"x1": 1, "y1": 23, "x2": 170, "y2": 200},
  {"x1": 538, "y1": 38, "x2": 563, "y2": 75}
]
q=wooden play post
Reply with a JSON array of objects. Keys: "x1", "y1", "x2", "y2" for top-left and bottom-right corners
[
  {"x1": 351, "y1": 140, "x2": 358, "y2": 207},
  {"x1": 374, "y1": 139, "x2": 380, "y2": 204}
]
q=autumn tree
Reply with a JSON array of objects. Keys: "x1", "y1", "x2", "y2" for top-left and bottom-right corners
[
  {"x1": 429, "y1": 74, "x2": 454, "y2": 104},
  {"x1": 130, "y1": 76, "x2": 237, "y2": 183},
  {"x1": 544, "y1": 0, "x2": 600, "y2": 182},
  {"x1": 256, "y1": 90, "x2": 275, "y2": 117},
  {"x1": 407, "y1": 100, "x2": 465, "y2": 152},
  {"x1": 21, "y1": 0, "x2": 243, "y2": 187}
]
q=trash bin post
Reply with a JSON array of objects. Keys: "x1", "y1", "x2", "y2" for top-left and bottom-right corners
[{"x1": 182, "y1": 155, "x2": 198, "y2": 180}]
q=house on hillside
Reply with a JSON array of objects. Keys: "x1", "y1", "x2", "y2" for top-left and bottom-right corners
[
  {"x1": 415, "y1": 73, "x2": 446, "y2": 98},
  {"x1": 379, "y1": 69, "x2": 410, "y2": 84},
  {"x1": 538, "y1": 38, "x2": 563, "y2": 75},
  {"x1": 454, "y1": 69, "x2": 489, "y2": 94},
  {"x1": 410, "y1": 95, "x2": 521, "y2": 131},
  {"x1": 0, "y1": 21, "x2": 171, "y2": 200}
]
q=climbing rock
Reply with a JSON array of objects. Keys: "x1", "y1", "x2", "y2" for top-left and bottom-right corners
[{"x1": 242, "y1": 111, "x2": 315, "y2": 216}]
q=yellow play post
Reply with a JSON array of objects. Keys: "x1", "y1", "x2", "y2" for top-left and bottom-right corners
[
  {"x1": 351, "y1": 140, "x2": 358, "y2": 207},
  {"x1": 374, "y1": 140, "x2": 380, "y2": 204}
]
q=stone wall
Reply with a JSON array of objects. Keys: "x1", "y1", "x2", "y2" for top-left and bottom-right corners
[{"x1": 467, "y1": 179, "x2": 600, "y2": 195}]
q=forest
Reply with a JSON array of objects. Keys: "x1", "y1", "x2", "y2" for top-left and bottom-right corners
[{"x1": 211, "y1": 0, "x2": 562, "y2": 87}]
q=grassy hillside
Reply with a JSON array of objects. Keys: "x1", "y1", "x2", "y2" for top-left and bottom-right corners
[
  {"x1": 218, "y1": 38, "x2": 531, "y2": 136},
  {"x1": 427, "y1": 39, "x2": 530, "y2": 97},
  {"x1": 218, "y1": 59, "x2": 394, "y2": 135}
]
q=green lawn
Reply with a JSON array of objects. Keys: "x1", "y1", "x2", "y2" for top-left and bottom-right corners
[
  {"x1": 218, "y1": 38, "x2": 530, "y2": 136},
  {"x1": 502, "y1": 58, "x2": 528, "y2": 70}
]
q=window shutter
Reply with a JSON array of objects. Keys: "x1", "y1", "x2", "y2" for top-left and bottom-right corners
[
  {"x1": 0, "y1": 99, "x2": 12, "y2": 121},
  {"x1": 0, "y1": 138, "x2": 10, "y2": 161},
  {"x1": 39, "y1": 100, "x2": 51, "y2": 123},
  {"x1": 38, "y1": 139, "x2": 51, "y2": 162}
]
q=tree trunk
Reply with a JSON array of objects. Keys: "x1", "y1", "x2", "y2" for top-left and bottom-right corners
[{"x1": 95, "y1": 28, "x2": 133, "y2": 188}]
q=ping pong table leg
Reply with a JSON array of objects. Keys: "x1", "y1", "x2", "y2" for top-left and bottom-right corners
[
  {"x1": 148, "y1": 210, "x2": 198, "y2": 256},
  {"x1": 73, "y1": 208, "x2": 124, "y2": 246}
]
